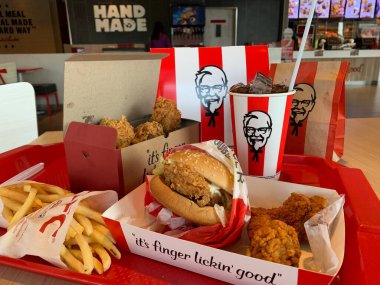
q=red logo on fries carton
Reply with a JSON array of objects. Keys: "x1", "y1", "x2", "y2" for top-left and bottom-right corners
[{"x1": 39, "y1": 194, "x2": 80, "y2": 238}]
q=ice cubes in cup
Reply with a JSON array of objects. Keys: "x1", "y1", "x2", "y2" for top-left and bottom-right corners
[{"x1": 229, "y1": 72, "x2": 289, "y2": 94}]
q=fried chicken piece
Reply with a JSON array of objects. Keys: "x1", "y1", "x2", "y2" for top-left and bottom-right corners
[
  {"x1": 132, "y1": 121, "x2": 164, "y2": 144},
  {"x1": 310, "y1": 195, "x2": 328, "y2": 213},
  {"x1": 162, "y1": 161, "x2": 211, "y2": 207},
  {"x1": 276, "y1": 193, "x2": 313, "y2": 241},
  {"x1": 303, "y1": 195, "x2": 328, "y2": 224},
  {"x1": 251, "y1": 193, "x2": 327, "y2": 242},
  {"x1": 248, "y1": 216, "x2": 301, "y2": 267},
  {"x1": 99, "y1": 115, "x2": 135, "y2": 148},
  {"x1": 247, "y1": 213, "x2": 273, "y2": 236},
  {"x1": 151, "y1": 97, "x2": 181, "y2": 134}
]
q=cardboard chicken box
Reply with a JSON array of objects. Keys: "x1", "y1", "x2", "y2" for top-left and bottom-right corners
[
  {"x1": 102, "y1": 176, "x2": 345, "y2": 285},
  {"x1": 63, "y1": 53, "x2": 200, "y2": 197}
]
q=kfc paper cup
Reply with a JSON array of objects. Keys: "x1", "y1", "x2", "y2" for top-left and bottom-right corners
[{"x1": 229, "y1": 90, "x2": 295, "y2": 179}]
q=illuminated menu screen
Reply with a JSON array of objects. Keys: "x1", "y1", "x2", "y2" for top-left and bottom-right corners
[
  {"x1": 377, "y1": 0, "x2": 380, "y2": 17},
  {"x1": 315, "y1": 0, "x2": 331, "y2": 18},
  {"x1": 299, "y1": 0, "x2": 331, "y2": 18},
  {"x1": 299, "y1": 0, "x2": 312, "y2": 18},
  {"x1": 360, "y1": 0, "x2": 376, "y2": 18},
  {"x1": 172, "y1": 6, "x2": 205, "y2": 26},
  {"x1": 345, "y1": 0, "x2": 361, "y2": 18},
  {"x1": 330, "y1": 0, "x2": 347, "y2": 17},
  {"x1": 288, "y1": 0, "x2": 300, "y2": 19}
]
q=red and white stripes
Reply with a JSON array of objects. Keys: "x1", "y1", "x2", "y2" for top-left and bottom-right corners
[
  {"x1": 151, "y1": 46, "x2": 269, "y2": 145},
  {"x1": 230, "y1": 92, "x2": 293, "y2": 177}
]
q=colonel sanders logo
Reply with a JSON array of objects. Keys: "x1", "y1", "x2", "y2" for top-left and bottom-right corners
[
  {"x1": 290, "y1": 83, "x2": 316, "y2": 136},
  {"x1": 195, "y1": 66, "x2": 228, "y2": 127},
  {"x1": 243, "y1": 111, "x2": 272, "y2": 162}
]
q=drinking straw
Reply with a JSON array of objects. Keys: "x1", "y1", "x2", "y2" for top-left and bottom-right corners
[{"x1": 289, "y1": 0, "x2": 318, "y2": 91}]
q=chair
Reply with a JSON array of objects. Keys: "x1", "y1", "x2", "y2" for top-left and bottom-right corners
[
  {"x1": 32, "y1": 83, "x2": 60, "y2": 116},
  {"x1": 0, "y1": 82, "x2": 39, "y2": 153},
  {"x1": 0, "y1": 62, "x2": 17, "y2": 85}
]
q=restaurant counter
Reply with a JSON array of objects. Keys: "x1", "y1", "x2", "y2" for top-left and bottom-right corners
[{"x1": 293, "y1": 49, "x2": 380, "y2": 84}]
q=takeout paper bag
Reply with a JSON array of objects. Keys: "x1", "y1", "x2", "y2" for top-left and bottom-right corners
[
  {"x1": 151, "y1": 46, "x2": 269, "y2": 145},
  {"x1": 0, "y1": 184, "x2": 117, "y2": 269},
  {"x1": 269, "y1": 61, "x2": 349, "y2": 160},
  {"x1": 145, "y1": 140, "x2": 250, "y2": 248},
  {"x1": 102, "y1": 176, "x2": 345, "y2": 284}
]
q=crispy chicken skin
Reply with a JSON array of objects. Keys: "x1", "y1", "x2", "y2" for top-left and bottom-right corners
[
  {"x1": 162, "y1": 161, "x2": 211, "y2": 207},
  {"x1": 99, "y1": 115, "x2": 135, "y2": 148},
  {"x1": 162, "y1": 161, "x2": 224, "y2": 207},
  {"x1": 248, "y1": 214, "x2": 301, "y2": 267},
  {"x1": 132, "y1": 121, "x2": 164, "y2": 144},
  {"x1": 251, "y1": 193, "x2": 327, "y2": 241},
  {"x1": 151, "y1": 97, "x2": 181, "y2": 134}
]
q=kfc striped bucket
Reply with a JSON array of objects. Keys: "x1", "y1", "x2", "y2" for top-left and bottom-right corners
[{"x1": 229, "y1": 90, "x2": 295, "y2": 179}]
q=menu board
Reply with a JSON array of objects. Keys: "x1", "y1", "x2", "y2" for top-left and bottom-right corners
[
  {"x1": 299, "y1": 0, "x2": 331, "y2": 18},
  {"x1": 299, "y1": 0, "x2": 312, "y2": 18},
  {"x1": 288, "y1": 0, "x2": 300, "y2": 19},
  {"x1": 315, "y1": 0, "x2": 331, "y2": 18},
  {"x1": 377, "y1": 0, "x2": 380, "y2": 17},
  {"x1": 360, "y1": 0, "x2": 376, "y2": 18},
  {"x1": 330, "y1": 0, "x2": 347, "y2": 17},
  {"x1": 345, "y1": 0, "x2": 361, "y2": 18}
]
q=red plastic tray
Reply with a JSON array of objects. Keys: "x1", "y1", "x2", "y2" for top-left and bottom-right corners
[{"x1": 0, "y1": 143, "x2": 379, "y2": 285}]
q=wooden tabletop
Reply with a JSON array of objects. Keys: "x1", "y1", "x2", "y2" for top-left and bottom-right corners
[
  {"x1": 340, "y1": 118, "x2": 380, "y2": 198},
  {"x1": 1, "y1": 117, "x2": 379, "y2": 284},
  {"x1": 30, "y1": 131, "x2": 64, "y2": 145}
]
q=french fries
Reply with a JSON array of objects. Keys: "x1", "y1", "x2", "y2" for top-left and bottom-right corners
[
  {"x1": 8, "y1": 187, "x2": 37, "y2": 229},
  {"x1": 74, "y1": 213, "x2": 93, "y2": 236},
  {"x1": 74, "y1": 231, "x2": 94, "y2": 274},
  {"x1": 60, "y1": 245, "x2": 85, "y2": 274},
  {"x1": 91, "y1": 229, "x2": 121, "y2": 259},
  {"x1": 75, "y1": 204, "x2": 106, "y2": 225},
  {"x1": 0, "y1": 182, "x2": 120, "y2": 275},
  {"x1": 0, "y1": 182, "x2": 71, "y2": 227},
  {"x1": 92, "y1": 243, "x2": 112, "y2": 272},
  {"x1": 69, "y1": 248, "x2": 104, "y2": 275},
  {"x1": 61, "y1": 206, "x2": 121, "y2": 275}
]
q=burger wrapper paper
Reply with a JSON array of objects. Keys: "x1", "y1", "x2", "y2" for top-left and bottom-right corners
[
  {"x1": 0, "y1": 181, "x2": 117, "y2": 269},
  {"x1": 145, "y1": 140, "x2": 250, "y2": 248}
]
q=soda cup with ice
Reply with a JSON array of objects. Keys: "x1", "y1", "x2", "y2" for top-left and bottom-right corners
[{"x1": 229, "y1": 73, "x2": 295, "y2": 179}]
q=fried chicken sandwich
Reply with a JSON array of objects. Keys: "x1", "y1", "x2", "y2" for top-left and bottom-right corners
[{"x1": 150, "y1": 149, "x2": 234, "y2": 226}]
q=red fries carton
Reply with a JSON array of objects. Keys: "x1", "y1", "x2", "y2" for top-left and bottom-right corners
[
  {"x1": 102, "y1": 160, "x2": 345, "y2": 285},
  {"x1": 0, "y1": 181, "x2": 118, "y2": 271}
]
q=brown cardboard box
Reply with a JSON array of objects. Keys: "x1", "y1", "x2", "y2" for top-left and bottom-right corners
[
  {"x1": 63, "y1": 53, "x2": 167, "y2": 130},
  {"x1": 63, "y1": 53, "x2": 200, "y2": 197}
]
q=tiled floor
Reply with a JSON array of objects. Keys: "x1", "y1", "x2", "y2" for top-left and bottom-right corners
[{"x1": 37, "y1": 84, "x2": 380, "y2": 135}]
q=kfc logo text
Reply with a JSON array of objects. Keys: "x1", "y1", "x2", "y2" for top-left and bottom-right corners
[{"x1": 39, "y1": 194, "x2": 80, "y2": 238}]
